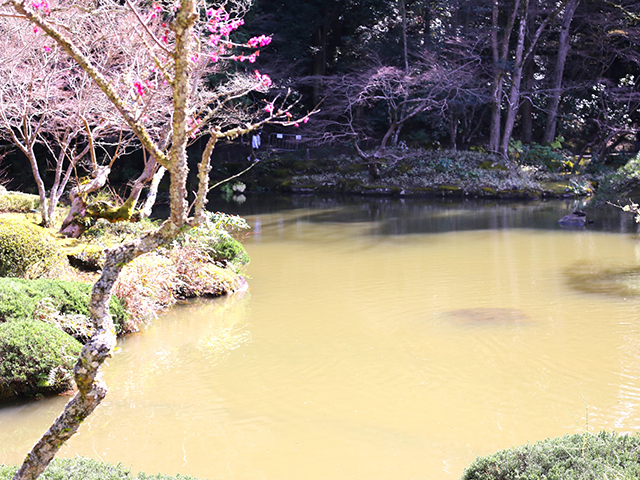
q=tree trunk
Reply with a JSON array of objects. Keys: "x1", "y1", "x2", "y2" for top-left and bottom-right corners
[
  {"x1": 489, "y1": 0, "x2": 521, "y2": 154},
  {"x1": 400, "y1": 0, "x2": 409, "y2": 73},
  {"x1": 521, "y1": 57, "x2": 535, "y2": 144},
  {"x1": 140, "y1": 166, "x2": 166, "y2": 219},
  {"x1": 500, "y1": 0, "x2": 530, "y2": 157},
  {"x1": 500, "y1": 0, "x2": 568, "y2": 156},
  {"x1": 11, "y1": 0, "x2": 200, "y2": 476},
  {"x1": 7, "y1": 128, "x2": 50, "y2": 226},
  {"x1": 12, "y1": 221, "x2": 181, "y2": 480},
  {"x1": 543, "y1": 0, "x2": 580, "y2": 145},
  {"x1": 488, "y1": 0, "x2": 502, "y2": 153},
  {"x1": 449, "y1": 113, "x2": 458, "y2": 150}
]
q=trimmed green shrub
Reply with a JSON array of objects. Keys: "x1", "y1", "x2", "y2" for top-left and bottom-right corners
[
  {"x1": 208, "y1": 236, "x2": 250, "y2": 267},
  {"x1": 0, "y1": 219, "x2": 63, "y2": 278},
  {"x1": 0, "y1": 192, "x2": 40, "y2": 213},
  {"x1": 0, "y1": 457, "x2": 206, "y2": 480},
  {"x1": 0, "y1": 278, "x2": 128, "y2": 338},
  {"x1": 177, "y1": 212, "x2": 250, "y2": 271},
  {"x1": 462, "y1": 431, "x2": 640, "y2": 480},
  {"x1": 0, "y1": 320, "x2": 81, "y2": 399}
]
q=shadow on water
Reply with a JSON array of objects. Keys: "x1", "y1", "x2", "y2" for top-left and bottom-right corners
[
  {"x1": 203, "y1": 193, "x2": 640, "y2": 236},
  {"x1": 440, "y1": 308, "x2": 532, "y2": 326}
]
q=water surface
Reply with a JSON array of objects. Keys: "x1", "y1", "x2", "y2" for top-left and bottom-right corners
[{"x1": 3, "y1": 197, "x2": 640, "y2": 479}]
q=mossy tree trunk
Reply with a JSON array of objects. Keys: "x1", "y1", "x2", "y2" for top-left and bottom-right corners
[{"x1": 8, "y1": 0, "x2": 198, "y2": 478}]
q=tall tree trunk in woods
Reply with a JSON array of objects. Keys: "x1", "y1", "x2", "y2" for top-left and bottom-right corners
[
  {"x1": 489, "y1": 0, "x2": 521, "y2": 154},
  {"x1": 521, "y1": 57, "x2": 535, "y2": 144},
  {"x1": 311, "y1": 25, "x2": 326, "y2": 105},
  {"x1": 543, "y1": 0, "x2": 580, "y2": 145},
  {"x1": 400, "y1": 0, "x2": 409, "y2": 73},
  {"x1": 520, "y1": 1, "x2": 538, "y2": 145},
  {"x1": 499, "y1": 0, "x2": 529, "y2": 157},
  {"x1": 500, "y1": 0, "x2": 568, "y2": 157},
  {"x1": 311, "y1": 3, "x2": 340, "y2": 105}
]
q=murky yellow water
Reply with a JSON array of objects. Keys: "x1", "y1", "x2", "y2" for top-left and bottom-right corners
[{"x1": 4, "y1": 201, "x2": 640, "y2": 479}]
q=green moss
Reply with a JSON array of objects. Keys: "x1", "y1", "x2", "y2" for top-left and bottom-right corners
[
  {"x1": 0, "y1": 320, "x2": 81, "y2": 399},
  {"x1": 539, "y1": 181, "x2": 571, "y2": 194},
  {"x1": 478, "y1": 160, "x2": 508, "y2": 171},
  {"x1": 291, "y1": 160, "x2": 311, "y2": 172},
  {"x1": 0, "y1": 278, "x2": 128, "y2": 336},
  {"x1": 0, "y1": 219, "x2": 64, "y2": 278},
  {"x1": 0, "y1": 457, "x2": 207, "y2": 480},
  {"x1": 480, "y1": 187, "x2": 497, "y2": 196},
  {"x1": 82, "y1": 217, "x2": 160, "y2": 244},
  {"x1": 437, "y1": 185, "x2": 463, "y2": 196},
  {"x1": 462, "y1": 431, "x2": 640, "y2": 480},
  {"x1": 401, "y1": 187, "x2": 436, "y2": 196},
  {"x1": 209, "y1": 237, "x2": 250, "y2": 268},
  {"x1": 86, "y1": 195, "x2": 137, "y2": 223},
  {"x1": 270, "y1": 168, "x2": 290, "y2": 179}
]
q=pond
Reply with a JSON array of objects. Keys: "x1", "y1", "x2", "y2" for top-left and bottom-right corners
[{"x1": 3, "y1": 195, "x2": 640, "y2": 480}]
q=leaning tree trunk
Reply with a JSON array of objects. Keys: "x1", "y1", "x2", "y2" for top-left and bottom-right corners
[{"x1": 11, "y1": 222, "x2": 182, "y2": 480}]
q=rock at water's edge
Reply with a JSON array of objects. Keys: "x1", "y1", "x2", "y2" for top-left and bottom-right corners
[{"x1": 558, "y1": 211, "x2": 587, "y2": 227}]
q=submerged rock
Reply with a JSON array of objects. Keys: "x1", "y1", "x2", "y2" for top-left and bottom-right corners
[{"x1": 558, "y1": 210, "x2": 588, "y2": 227}]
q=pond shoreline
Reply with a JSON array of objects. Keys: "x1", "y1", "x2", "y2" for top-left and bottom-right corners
[{"x1": 212, "y1": 148, "x2": 598, "y2": 201}]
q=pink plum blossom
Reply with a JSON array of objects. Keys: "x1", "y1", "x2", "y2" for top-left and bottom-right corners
[
  {"x1": 31, "y1": 0, "x2": 51, "y2": 15},
  {"x1": 254, "y1": 70, "x2": 272, "y2": 89},
  {"x1": 248, "y1": 35, "x2": 272, "y2": 48},
  {"x1": 133, "y1": 81, "x2": 145, "y2": 96}
]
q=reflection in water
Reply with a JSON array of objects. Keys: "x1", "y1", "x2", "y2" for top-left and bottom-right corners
[
  {"x1": 566, "y1": 264, "x2": 640, "y2": 297},
  {"x1": 3, "y1": 198, "x2": 640, "y2": 480}
]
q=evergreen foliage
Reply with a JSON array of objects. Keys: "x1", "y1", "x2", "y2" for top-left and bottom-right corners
[
  {"x1": 462, "y1": 431, "x2": 640, "y2": 480},
  {"x1": 0, "y1": 320, "x2": 81, "y2": 398},
  {"x1": 0, "y1": 457, "x2": 205, "y2": 480},
  {"x1": 0, "y1": 277, "x2": 128, "y2": 335}
]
